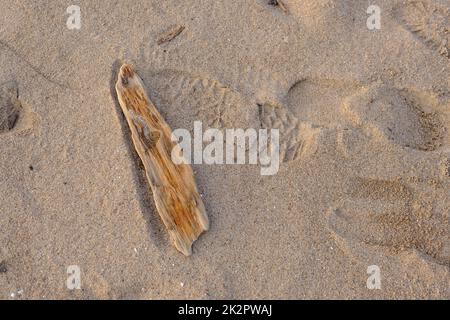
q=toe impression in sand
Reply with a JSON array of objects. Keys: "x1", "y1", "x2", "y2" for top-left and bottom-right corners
[{"x1": 115, "y1": 64, "x2": 209, "y2": 256}]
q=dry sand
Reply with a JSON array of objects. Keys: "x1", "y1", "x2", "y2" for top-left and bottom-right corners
[{"x1": 0, "y1": 0, "x2": 449, "y2": 299}]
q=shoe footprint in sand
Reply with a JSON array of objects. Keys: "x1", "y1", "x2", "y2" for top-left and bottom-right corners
[
  {"x1": 262, "y1": 78, "x2": 450, "y2": 157},
  {"x1": 259, "y1": 79, "x2": 446, "y2": 157},
  {"x1": 327, "y1": 176, "x2": 449, "y2": 267},
  {"x1": 396, "y1": 0, "x2": 450, "y2": 59},
  {"x1": 259, "y1": 79, "x2": 364, "y2": 162},
  {"x1": 134, "y1": 69, "x2": 324, "y2": 163},
  {"x1": 261, "y1": 78, "x2": 450, "y2": 165},
  {"x1": 134, "y1": 69, "x2": 260, "y2": 131}
]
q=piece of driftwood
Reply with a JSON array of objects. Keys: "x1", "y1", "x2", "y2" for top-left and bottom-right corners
[
  {"x1": 157, "y1": 25, "x2": 185, "y2": 45},
  {"x1": 115, "y1": 64, "x2": 209, "y2": 256}
]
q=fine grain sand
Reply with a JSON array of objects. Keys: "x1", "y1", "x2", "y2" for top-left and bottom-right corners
[{"x1": 0, "y1": 0, "x2": 449, "y2": 299}]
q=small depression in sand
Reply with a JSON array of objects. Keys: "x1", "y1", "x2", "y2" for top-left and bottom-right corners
[{"x1": 0, "y1": 81, "x2": 21, "y2": 133}]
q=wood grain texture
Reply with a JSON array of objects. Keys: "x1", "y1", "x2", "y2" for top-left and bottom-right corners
[
  {"x1": 115, "y1": 64, "x2": 209, "y2": 256},
  {"x1": 157, "y1": 25, "x2": 185, "y2": 45}
]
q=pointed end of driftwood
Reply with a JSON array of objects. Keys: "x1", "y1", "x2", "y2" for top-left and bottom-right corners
[
  {"x1": 118, "y1": 63, "x2": 135, "y2": 85},
  {"x1": 171, "y1": 199, "x2": 209, "y2": 256},
  {"x1": 116, "y1": 63, "x2": 139, "y2": 92}
]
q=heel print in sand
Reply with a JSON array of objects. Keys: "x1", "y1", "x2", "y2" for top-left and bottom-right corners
[
  {"x1": 342, "y1": 83, "x2": 450, "y2": 152},
  {"x1": 258, "y1": 78, "x2": 365, "y2": 162}
]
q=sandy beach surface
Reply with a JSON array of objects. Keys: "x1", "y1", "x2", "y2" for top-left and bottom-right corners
[{"x1": 0, "y1": 0, "x2": 449, "y2": 299}]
